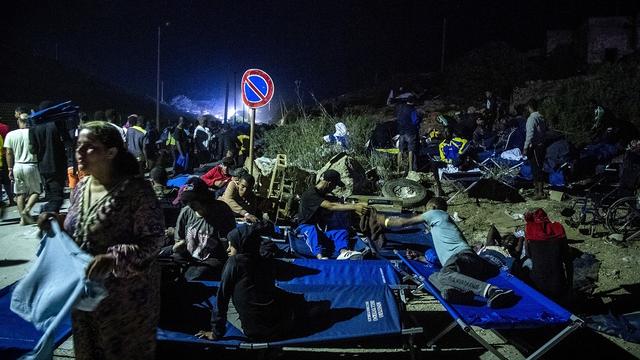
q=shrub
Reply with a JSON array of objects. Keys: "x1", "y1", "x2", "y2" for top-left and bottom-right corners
[
  {"x1": 541, "y1": 59, "x2": 640, "y2": 144},
  {"x1": 263, "y1": 114, "x2": 376, "y2": 172}
]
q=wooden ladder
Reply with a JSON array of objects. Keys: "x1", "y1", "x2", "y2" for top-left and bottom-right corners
[{"x1": 267, "y1": 154, "x2": 295, "y2": 221}]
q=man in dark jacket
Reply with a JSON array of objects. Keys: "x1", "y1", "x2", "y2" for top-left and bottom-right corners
[
  {"x1": 396, "y1": 96, "x2": 421, "y2": 172},
  {"x1": 29, "y1": 101, "x2": 68, "y2": 213}
]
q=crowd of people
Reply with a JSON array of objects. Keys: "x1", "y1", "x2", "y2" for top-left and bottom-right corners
[
  {"x1": 0, "y1": 102, "x2": 272, "y2": 358},
  {"x1": 379, "y1": 88, "x2": 640, "y2": 202},
  {"x1": 3, "y1": 90, "x2": 637, "y2": 359}
]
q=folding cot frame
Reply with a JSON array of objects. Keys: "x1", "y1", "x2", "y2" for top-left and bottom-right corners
[
  {"x1": 441, "y1": 156, "x2": 524, "y2": 204},
  {"x1": 394, "y1": 251, "x2": 584, "y2": 360},
  {"x1": 157, "y1": 259, "x2": 424, "y2": 353}
]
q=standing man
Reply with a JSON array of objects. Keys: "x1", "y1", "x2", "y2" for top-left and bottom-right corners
[
  {"x1": 483, "y1": 90, "x2": 501, "y2": 128},
  {"x1": 173, "y1": 116, "x2": 192, "y2": 174},
  {"x1": 29, "y1": 102, "x2": 68, "y2": 214},
  {"x1": 396, "y1": 95, "x2": 422, "y2": 172},
  {"x1": 4, "y1": 114, "x2": 40, "y2": 224},
  {"x1": 296, "y1": 170, "x2": 368, "y2": 260},
  {"x1": 194, "y1": 116, "x2": 212, "y2": 166},
  {"x1": 105, "y1": 109, "x2": 126, "y2": 142},
  {"x1": 125, "y1": 115, "x2": 147, "y2": 174},
  {"x1": 523, "y1": 99, "x2": 548, "y2": 200}
]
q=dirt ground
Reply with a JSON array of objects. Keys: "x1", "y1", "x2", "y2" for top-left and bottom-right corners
[{"x1": 440, "y1": 186, "x2": 640, "y2": 357}]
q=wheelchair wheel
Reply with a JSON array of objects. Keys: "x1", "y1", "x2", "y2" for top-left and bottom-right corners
[{"x1": 606, "y1": 196, "x2": 640, "y2": 234}]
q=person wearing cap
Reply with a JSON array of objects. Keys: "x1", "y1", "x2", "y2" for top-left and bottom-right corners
[
  {"x1": 296, "y1": 169, "x2": 369, "y2": 260},
  {"x1": 168, "y1": 177, "x2": 236, "y2": 280},
  {"x1": 200, "y1": 156, "x2": 235, "y2": 192},
  {"x1": 220, "y1": 169, "x2": 261, "y2": 223}
]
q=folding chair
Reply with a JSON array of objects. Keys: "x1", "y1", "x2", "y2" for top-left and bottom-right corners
[{"x1": 395, "y1": 252, "x2": 583, "y2": 360}]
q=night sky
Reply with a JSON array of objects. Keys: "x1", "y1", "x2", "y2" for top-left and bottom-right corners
[{"x1": 3, "y1": 0, "x2": 639, "y2": 105}]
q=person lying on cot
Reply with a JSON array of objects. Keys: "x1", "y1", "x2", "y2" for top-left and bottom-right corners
[
  {"x1": 379, "y1": 197, "x2": 520, "y2": 308},
  {"x1": 196, "y1": 223, "x2": 295, "y2": 341},
  {"x1": 474, "y1": 224, "x2": 524, "y2": 274}
]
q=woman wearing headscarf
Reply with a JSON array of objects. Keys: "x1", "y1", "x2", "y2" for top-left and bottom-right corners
[{"x1": 196, "y1": 223, "x2": 294, "y2": 341}]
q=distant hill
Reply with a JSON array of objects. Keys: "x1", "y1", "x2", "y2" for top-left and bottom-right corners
[{"x1": 0, "y1": 47, "x2": 185, "y2": 126}]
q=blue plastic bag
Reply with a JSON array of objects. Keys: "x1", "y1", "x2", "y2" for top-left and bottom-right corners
[{"x1": 176, "y1": 153, "x2": 189, "y2": 169}]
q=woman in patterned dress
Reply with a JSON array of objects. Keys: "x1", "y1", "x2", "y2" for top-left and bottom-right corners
[{"x1": 40, "y1": 121, "x2": 165, "y2": 359}]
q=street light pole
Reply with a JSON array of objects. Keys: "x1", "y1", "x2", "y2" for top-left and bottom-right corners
[{"x1": 156, "y1": 25, "x2": 161, "y2": 130}]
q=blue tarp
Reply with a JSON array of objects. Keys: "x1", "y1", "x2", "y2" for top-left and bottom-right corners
[
  {"x1": 167, "y1": 174, "x2": 192, "y2": 188},
  {"x1": 158, "y1": 259, "x2": 403, "y2": 348},
  {"x1": 378, "y1": 221, "x2": 433, "y2": 258},
  {"x1": 287, "y1": 231, "x2": 370, "y2": 259},
  {"x1": 401, "y1": 257, "x2": 573, "y2": 329},
  {"x1": 0, "y1": 283, "x2": 72, "y2": 359}
]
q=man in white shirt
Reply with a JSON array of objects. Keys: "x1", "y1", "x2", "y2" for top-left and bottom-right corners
[
  {"x1": 4, "y1": 114, "x2": 40, "y2": 225},
  {"x1": 194, "y1": 116, "x2": 212, "y2": 166}
]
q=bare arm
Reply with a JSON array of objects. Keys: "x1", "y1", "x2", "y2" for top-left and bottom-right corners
[
  {"x1": 381, "y1": 214, "x2": 424, "y2": 228},
  {"x1": 320, "y1": 200, "x2": 368, "y2": 214},
  {"x1": 5, "y1": 148, "x2": 14, "y2": 171},
  {"x1": 220, "y1": 181, "x2": 246, "y2": 215}
]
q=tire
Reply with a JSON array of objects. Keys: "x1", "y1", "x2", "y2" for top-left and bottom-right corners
[
  {"x1": 606, "y1": 196, "x2": 640, "y2": 234},
  {"x1": 381, "y1": 178, "x2": 428, "y2": 208}
]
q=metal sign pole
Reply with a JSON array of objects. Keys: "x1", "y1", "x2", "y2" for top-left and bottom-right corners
[{"x1": 249, "y1": 108, "x2": 256, "y2": 176}]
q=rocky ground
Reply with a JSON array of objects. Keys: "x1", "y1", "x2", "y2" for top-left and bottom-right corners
[{"x1": 441, "y1": 186, "x2": 640, "y2": 358}]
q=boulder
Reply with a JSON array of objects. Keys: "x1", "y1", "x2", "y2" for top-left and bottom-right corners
[{"x1": 315, "y1": 152, "x2": 371, "y2": 198}]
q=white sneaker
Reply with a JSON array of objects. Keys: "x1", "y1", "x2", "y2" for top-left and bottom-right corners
[{"x1": 336, "y1": 250, "x2": 363, "y2": 260}]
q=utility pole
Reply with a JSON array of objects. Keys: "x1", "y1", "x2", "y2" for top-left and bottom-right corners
[
  {"x1": 156, "y1": 25, "x2": 161, "y2": 130},
  {"x1": 161, "y1": 81, "x2": 165, "y2": 103},
  {"x1": 223, "y1": 80, "x2": 229, "y2": 124},
  {"x1": 233, "y1": 71, "x2": 237, "y2": 121},
  {"x1": 440, "y1": 17, "x2": 447, "y2": 73}
]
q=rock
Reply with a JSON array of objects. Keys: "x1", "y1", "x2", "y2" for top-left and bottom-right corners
[{"x1": 316, "y1": 152, "x2": 371, "y2": 198}]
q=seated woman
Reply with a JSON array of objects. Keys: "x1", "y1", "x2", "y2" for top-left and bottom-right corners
[
  {"x1": 196, "y1": 223, "x2": 295, "y2": 341},
  {"x1": 472, "y1": 117, "x2": 497, "y2": 151},
  {"x1": 220, "y1": 172, "x2": 262, "y2": 223},
  {"x1": 161, "y1": 177, "x2": 236, "y2": 280}
]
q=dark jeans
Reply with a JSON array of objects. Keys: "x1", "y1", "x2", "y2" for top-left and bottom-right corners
[
  {"x1": 41, "y1": 172, "x2": 65, "y2": 213},
  {"x1": 527, "y1": 143, "x2": 546, "y2": 182},
  {"x1": 158, "y1": 245, "x2": 224, "y2": 281},
  {"x1": 0, "y1": 161, "x2": 13, "y2": 203},
  {"x1": 428, "y1": 250, "x2": 499, "y2": 297}
]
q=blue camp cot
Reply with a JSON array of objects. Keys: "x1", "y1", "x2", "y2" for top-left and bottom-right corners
[
  {"x1": 0, "y1": 283, "x2": 73, "y2": 359},
  {"x1": 157, "y1": 259, "x2": 422, "y2": 350},
  {"x1": 1, "y1": 259, "x2": 422, "y2": 356},
  {"x1": 396, "y1": 251, "x2": 583, "y2": 360}
]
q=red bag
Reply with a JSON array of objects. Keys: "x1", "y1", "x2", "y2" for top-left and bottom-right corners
[{"x1": 525, "y1": 208, "x2": 566, "y2": 242}]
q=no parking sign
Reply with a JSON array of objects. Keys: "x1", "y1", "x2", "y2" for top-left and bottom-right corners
[{"x1": 241, "y1": 69, "x2": 274, "y2": 109}]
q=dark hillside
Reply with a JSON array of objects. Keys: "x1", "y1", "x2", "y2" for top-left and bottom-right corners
[{"x1": 0, "y1": 47, "x2": 184, "y2": 124}]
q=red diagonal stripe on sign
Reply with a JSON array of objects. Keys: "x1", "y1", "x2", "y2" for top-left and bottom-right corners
[{"x1": 245, "y1": 77, "x2": 266, "y2": 101}]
